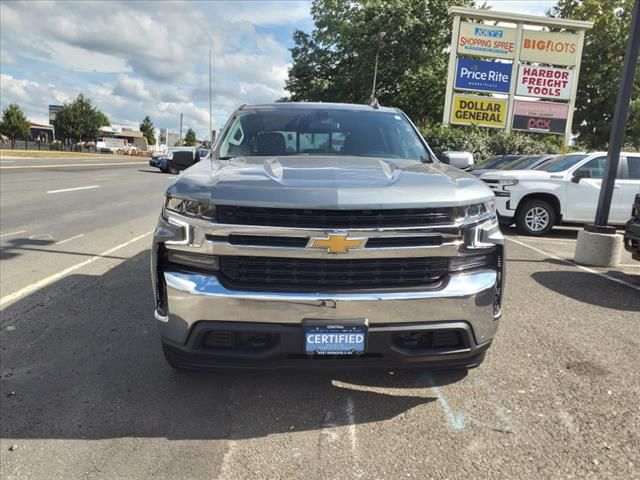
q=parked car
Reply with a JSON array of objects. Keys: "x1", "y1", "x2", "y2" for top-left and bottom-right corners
[
  {"x1": 471, "y1": 155, "x2": 522, "y2": 176},
  {"x1": 624, "y1": 194, "x2": 640, "y2": 261},
  {"x1": 497, "y1": 154, "x2": 556, "y2": 171},
  {"x1": 165, "y1": 147, "x2": 198, "y2": 174},
  {"x1": 151, "y1": 102, "x2": 505, "y2": 370},
  {"x1": 481, "y1": 152, "x2": 640, "y2": 235},
  {"x1": 149, "y1": 154, "x2": 168, "y2": 172}
]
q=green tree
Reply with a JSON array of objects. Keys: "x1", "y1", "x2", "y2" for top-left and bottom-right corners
[
  {"x1": 139, "y1": 115, "x2": 156, "y2": 145},
  {"x1": 54, "y1": 93, "x2": 110, "y2": 142},
  {"x1": 549, "y1": 0, "x2": 640, "y2": 149},
  {"x1": 0, "y1": 103, "x2": 30, "y2": 148},
  {"x1": 183, "y1": 128, "x2": 197, "y2": 146},
  {"x1": 285, "y1": 0, "x2": 474, "y2": 124}
]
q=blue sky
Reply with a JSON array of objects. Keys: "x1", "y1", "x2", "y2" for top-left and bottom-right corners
[{"x1": 0, "y1": 0, "x2": 554, "y2": 138}]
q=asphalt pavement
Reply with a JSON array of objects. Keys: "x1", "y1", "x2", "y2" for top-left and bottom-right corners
[{"x1": 1, "y1": 156, "x2": 639, "y2": 480}]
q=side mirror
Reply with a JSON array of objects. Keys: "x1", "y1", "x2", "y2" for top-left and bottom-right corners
[
  {"x1": 441, "y1": 151, "x2": 474, "y2": 170},
  {"x1": 571, "y1": 170, "x2": 591, "y2": 183}
]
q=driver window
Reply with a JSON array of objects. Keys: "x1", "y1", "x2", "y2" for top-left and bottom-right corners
[{"x1": 577, "y1": 156, "x2": 606, "y2": 179}]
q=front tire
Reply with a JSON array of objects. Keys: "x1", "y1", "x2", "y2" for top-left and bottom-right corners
[{"x1": 516, "y1": 199, "x2": 556, "y2": 236}]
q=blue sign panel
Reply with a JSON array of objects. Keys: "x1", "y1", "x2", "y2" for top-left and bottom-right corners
[{"x1": 455, "y1": 58, "x2": 512, "y2": 94}]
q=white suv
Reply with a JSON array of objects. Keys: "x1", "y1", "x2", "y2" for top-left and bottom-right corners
[{"x1": 480, "y1": 152, "x2": 640, "y2": 235}]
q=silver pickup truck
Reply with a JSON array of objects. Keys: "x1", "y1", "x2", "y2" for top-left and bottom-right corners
[{"x1": 151, "y1": 102, "x2": 505, "y2": 370}]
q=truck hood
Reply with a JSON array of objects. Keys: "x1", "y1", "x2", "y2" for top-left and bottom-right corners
[{"x1": 167, "y1": 155, "x2": 494, "y2": 209}]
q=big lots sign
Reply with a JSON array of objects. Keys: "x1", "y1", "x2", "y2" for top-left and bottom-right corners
[{"x1": 516, "y1": 65, "x2": 574, "y2": 100}]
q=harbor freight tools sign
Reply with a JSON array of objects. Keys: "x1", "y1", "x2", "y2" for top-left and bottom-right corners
[
  {"x1": 457, "y1": 22, "x2": 516, "y2": 59},
  {"x1": 455, "y1": 58, "x2": 512, "y2": 94},
  {"x1": 521, "y1": 30, "x2": 579, "y2": 66},
  {"x1": 512, "y1": 100, "x2": 569, "y2": 134},
  {"x1": 516, "y1": 65, "x2": 574, "y2": 100},
  {"x1": 450, "y1": 94, "x2": 508, "y2": 128}
]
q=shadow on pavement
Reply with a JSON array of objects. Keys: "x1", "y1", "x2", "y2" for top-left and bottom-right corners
[
  {"x1": 0, "y1": 251, "x2": 464, "y2": 441},
  {"x1": 531, "y1": 270, "x2": 640, "y2": 312},
  {"x1": 0, "y1": 236, "x2": 127, "y2": 261}
]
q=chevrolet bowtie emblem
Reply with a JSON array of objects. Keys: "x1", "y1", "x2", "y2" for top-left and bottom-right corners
[{"x1": 308, "y1": 233, "x2": 367, "y2": 254}]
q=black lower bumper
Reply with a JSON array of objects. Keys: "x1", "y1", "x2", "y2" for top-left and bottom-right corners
[
  {"x1": 161, "y1": 321, "x2": 492, "y2": 371},
  {"x1": 624, "y1": 220, "x2": 640, "y2": 261}
]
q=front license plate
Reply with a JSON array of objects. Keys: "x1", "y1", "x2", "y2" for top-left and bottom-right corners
[{"x1": 304, "y1": 323, "x2": 367, "y2": 355}]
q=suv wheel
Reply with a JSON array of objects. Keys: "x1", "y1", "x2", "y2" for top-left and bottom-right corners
[{"x1": 516, "y1": 200, "x2": 555, "y2": 236}]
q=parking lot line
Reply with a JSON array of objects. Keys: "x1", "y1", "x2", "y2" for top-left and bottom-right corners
[
  {"x1": 0, "y1": 232, "x2": 151, "y2": 309},
  {"x1": 506, "y1": 237, "x2": 640, "y2": 292},
  {"x1": 55, "y1": 233, "x2": 85, "y2": 245},
  {"x1": 47, "y1": 185, "x2": 100, "y2": 194},
  {"x1": 0, "y1": 230, "x2": 26, "y2": 238}
]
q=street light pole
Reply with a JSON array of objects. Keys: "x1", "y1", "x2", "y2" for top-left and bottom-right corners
[
  {"x1": 588, "y1": 0, "x2": 640, "y2": 232},
  {"x1": 370, "y1": 32, "x2": 386, "y2": 105},
  {"x1": 209, "y1": 48, "x2": 213, "y2": 146}
]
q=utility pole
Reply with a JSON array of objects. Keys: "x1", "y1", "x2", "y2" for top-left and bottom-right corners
[
  {"x1": 179, "y1": 113, "x2": 183, "y2": 143},
  {"x1": 575, "y1": 0, "x2": 640, "y2": 266},
  {"x1": 209, "y1": 48, "x2": 213, "y2": 146}
]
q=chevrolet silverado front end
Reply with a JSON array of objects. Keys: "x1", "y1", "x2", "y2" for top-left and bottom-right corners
[{"x1": 151, "y1": 103, "x2": 505, "y2": 370}]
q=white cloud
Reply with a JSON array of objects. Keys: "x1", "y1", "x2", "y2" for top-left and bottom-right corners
[{"x1": 0, "y1": 0, "x2": 308, "y2": 138}]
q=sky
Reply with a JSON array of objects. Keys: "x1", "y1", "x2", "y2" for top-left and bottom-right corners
[{"x1": 0, "y1": 0, "x2": 555, "y2": 139}]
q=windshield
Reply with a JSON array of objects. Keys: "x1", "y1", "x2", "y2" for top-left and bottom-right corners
[
  {"x1": 218, "y1": 108, "x2": 432, "y2": 161},
  {"x1": 502, "y1": 155, "x2": 547, "y2": 170},
  {"x1": 534, "y1": 154, "x2": 588, "y2": 172},
  {"x1": 476, "y1": 155, "x2": 521, "y2": 170}
]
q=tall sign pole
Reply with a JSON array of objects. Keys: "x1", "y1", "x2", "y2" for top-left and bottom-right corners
[
  {"x1": 209, "y1": 48, "x2": 213, "y2": 146},
  {"x1": 589, "y1": 0, "x2": 640, "y2": 231}
]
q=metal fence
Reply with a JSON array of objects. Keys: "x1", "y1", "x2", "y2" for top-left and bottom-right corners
[{"x1": 0, "y1": 140, "x2": 99, "y2": 153}]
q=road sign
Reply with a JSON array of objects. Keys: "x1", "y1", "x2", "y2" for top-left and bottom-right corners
[
  {"x1": 521, "y1": 30, "x2": 580, "y2": 66},
  {"x1": 511, "y1": 100, "x2": 569, "y2": 134},
  {"x1": 450, "y1": 94, "x2": 508, "y2": 128},
  {"x1": 457, "y1": 22, "x2": 516, "y2": 59},
  {"x1": 455, "y1": 58, "x2": 512, "y2": 94},
  {"x1": 48, "y1": 105, "x2": 63, "y2": 125},
  {"x1": 516, "y1": 65, "x2": 574, "y2": 100}
]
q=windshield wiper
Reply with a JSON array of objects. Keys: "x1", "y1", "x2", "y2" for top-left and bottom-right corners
[{"x1": 218, "y1": 156, "x2": 236, "y2": 160}]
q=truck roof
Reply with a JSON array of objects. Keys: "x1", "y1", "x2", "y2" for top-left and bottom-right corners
[{"x1": 239, "y1": 102, "x2": 399, "y2": 114}]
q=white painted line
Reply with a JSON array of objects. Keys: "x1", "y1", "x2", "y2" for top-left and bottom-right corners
[
  {"x1": 0, "y1": 232, "x2": 150, "y2": 309},
  {"x1": 1, "y1": 161, "x2": 147, "y2": 169},
  {"x1": 0, "y1": 160, "x2": 16, "y2": 163},
  {"x1": 510, "y1": 235, "x2": 577, "y2": 244},
  {"x1": 420, "y1": 372, "x2": 466, "y2": 431},
  {"x1": 345, "y1": 397, "x2": 364, "y2": 479},
  {"x1": 507, "y1": 237, "x2": 640, "y2": 292},
  {"x1": 0, "y1": 230, "x2": 26, "y2": 238},
  {"x1": 55, "y1": 233, "x2": 84, "y2": 245},
  {"x1": 47, "y1": 185, "x2": 100, "y2": 194}
]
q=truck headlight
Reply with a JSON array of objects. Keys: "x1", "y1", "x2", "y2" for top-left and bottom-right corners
[
  {"x1": 499, "y1": 179, "x2": 518, "y2": 187},
  {"x1": 164, "y1": 196, "x2": 215, "y2": 220},
  {"x1": 463, "y1": 199, "x2": 496, "y2": 224}
]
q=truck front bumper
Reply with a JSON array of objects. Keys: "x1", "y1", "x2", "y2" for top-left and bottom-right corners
[{"x1": 155, "y1": 268, "x2": 501, "y2": 369}]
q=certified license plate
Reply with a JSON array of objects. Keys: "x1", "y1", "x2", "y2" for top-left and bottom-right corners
[{"x1": 304, "y1": 322, "x2": 367, "y2": 355}]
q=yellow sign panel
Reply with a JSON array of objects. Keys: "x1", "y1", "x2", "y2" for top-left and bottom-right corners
[
  {"x1": 521, "y1": 30, "x2": 579, "y2": 66},
  {"x1": 450, "y1": 94, "x2": 507, "y2": 128}
]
